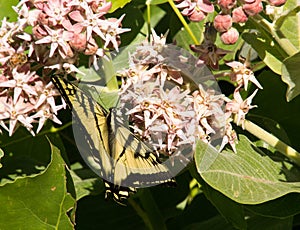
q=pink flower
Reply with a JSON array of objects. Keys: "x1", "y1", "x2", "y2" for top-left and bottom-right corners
[
  {"x1": 3, "y1": 96, "x2": 35, "y2": 136},
  {"x1": 225, "y1": 89, "x2": 258, "y2": 128},
  {"x1": 35, "y1": 26, "x2": 74, "y2": 58},
  {"x1": 69, "y1": 8, "x2": 106, "y2": 41},
  {"x1": 40, "y1": 0, "x2": 72, "y2": 26},
  {"x1": 175, "y1": 0, "x2": 214, "y2": 22},
  {"x1": 100, "y1": 15, "x2": 130, "y2": 51},
  {"x1": 219, "y1": 119, "x2": 238, "y2": 152},
  {"x1": 226, "y1": 60, "x2": 263, "y2": 90},
  {"x1": 0, "y1": 69, "x2": 38, "y2": 104}
]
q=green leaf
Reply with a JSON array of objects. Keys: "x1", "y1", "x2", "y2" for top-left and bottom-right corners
[
  {"x1": 242, "y1": 32, "x2": 284, "y2": 75},
  {"x1": 201, "y1": 182, "x2": 247, "y2": 230},
  {"x1": 247, "y1": 215, "x2": 293, "y2": 230},
  {"x1": 246, "y1": 193, "x2": 300, "y2": 218},
  {"x1": 70, "y1": 163, "x2": 104, "y2": 200},
  {"x1": 195, "y1": 135, "x2": 300, "y2": 204},
  {"x1": 184, "y1": 215, "x2": 235, "y2": 230},
  {"x1": 0, "y1": 128, "x2": 51, "y2": 184},
  {"x1": 281, "y1": 51, "x2": 300, "y2": 101},
  {"x1": 0, "y1": 0, "x2": 18, "y2": 22},
  {"x1": 278, "y1": 3, "x2": 300, "y2": 50},
  {"x1": 0, "y1": 138, "x2": 75, "y2": 229},
  {"x1": 109, "y1": 0, "x2": 132, "y2": 13},
  {"x1": 174, "y1": 21, "x2": 205, "y2": 51}
]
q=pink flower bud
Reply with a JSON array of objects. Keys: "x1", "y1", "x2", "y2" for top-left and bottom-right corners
[
  {"x1": 268, "y1": 0, "x2": 286, "y2": 6},
  {"x1": 213, "y1": 14, "x2": 232, "y2": 32},
  {"x1": 220, "y1": 27, "x2": 239, "y2": 44},
  {"x1": 70, "y1": 33, "x2": 87, "y2": 52},
  {"x1": 217, "y1": 0, "x2": 237, "y2": 10},
  {"x1": 243, "y1": 0, "x2": 263, "y2": 16},
  {"x1": 232, "y1": 7, "x2": 248, "y2": 23}
]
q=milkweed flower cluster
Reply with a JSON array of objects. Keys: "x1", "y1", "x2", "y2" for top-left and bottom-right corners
[
  {"x1": 175, "y1": 0, "x2": 287, "y2": 45},
  {"x1": 118, "y1": 32, "x2": 227, "y2": 157},
  {"x1": 0, "y1": 0, "x2": 129, "y2": 136}
]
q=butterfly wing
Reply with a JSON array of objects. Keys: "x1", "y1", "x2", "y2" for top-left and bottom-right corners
[
  {"x1": 51, "y1": 76, "x2": 174, "y2": 200},
  {"x1": 51, "y1": 77, "x2": 114, "y2": 179}
]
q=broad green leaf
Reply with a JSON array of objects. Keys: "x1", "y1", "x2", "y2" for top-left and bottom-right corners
[
  {"x1": 0, "y1": 128, "x2": 51, "y2": 185},
  {"x1": 174, "y1": 21, "x2": 205, "y2": 51},
  {"x1": 246, "y1": 193, "x2": 300, "y2": 218},
  {"x1": 278, "y1": 2, "x2": 300, "y2": 50},
  {"x1": 0, "y1": 0, "x2": 18, "y2": 22},
  {"x1": 201, "y1": 182, "x2": 247, "y2": 230},
  {"x1": 184, "y1": 215, "x2": 235, "y2": 230},
  {"x1": 70, "y1": 163, "x2": 104, "y2": 200},
  {"x1": 281, "y1": 51, "x2": 300, "y2": 101},
  {"x1": 195, "y1": 135, "x2": 300, "y2": 204},
  {"x1": 0, "y1": 139, "x2": 75, "y2": 229},
  {"x1": 242, "y1": 32, "x2": 284, "y2": 75},
  {"x1": 109, "y1": 0, "x2": 132, "y2": 13},
  {"x1": 246, "y1": 215, "x2": 293, "y2": 230}
]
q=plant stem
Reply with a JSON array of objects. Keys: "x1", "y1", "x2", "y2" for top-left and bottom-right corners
[
  {"x1": 238, "y1": 118, "x2": 300, "y2": 167},
  {"x1": 167, "y1": 0, "x2": 199, "y2": 45},
  {"x1": 137, "y1": 189, "x2": 167, "y2": 230},
  {"x1": 128, "y1": 198, "x2": 153, "y2": 229},
  {"x1": 146, "y1": 0, "x2": 151, "y2": 40}
]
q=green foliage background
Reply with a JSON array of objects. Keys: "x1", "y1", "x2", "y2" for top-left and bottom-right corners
[{"x1": 1, "y1": 0, "x2": 300, "y2": 229}]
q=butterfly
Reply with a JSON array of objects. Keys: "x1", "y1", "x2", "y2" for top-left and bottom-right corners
[{"x1": 51, "y1": 76, "x2": 175, "y2": 203}]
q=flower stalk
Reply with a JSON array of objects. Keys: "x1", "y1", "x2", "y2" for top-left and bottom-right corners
[
  {"x1": 235, "y1": 117, "x2": 300, "y2": 167},
  {"x1": 167, "y1": 0, "x2": 199, "y2": 45}
]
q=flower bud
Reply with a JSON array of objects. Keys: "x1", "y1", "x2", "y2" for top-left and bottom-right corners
[
  {"x1": 243, "y1": 0, "x2": 263, "y2": 16},
  {"x1": 217, "y1": 0, "x2": 236, "y2": 10},
  {"x1": 232, "y1": 7, "x2": 248, "y2": 23},
  {"x1": 220, "y1": 27, "x2": 239, "y2": 44},
  {"x1": 268, "y1": 0, "x2": 286, "y2": 6},
  {"x1": 213, "y1": 14, "x2": 232, "y2": 32}
]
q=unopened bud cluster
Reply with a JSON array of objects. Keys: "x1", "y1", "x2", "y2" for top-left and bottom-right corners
[{"x1": 175, "y1": 0, "x2": 287, "y2": 45}]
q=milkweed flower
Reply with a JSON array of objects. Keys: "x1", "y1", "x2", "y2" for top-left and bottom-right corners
[
  {"x1": 225, "y1": 88, "x2": 258, "y2": 129},
  {"x1": 226, "y1": 60, "x2": 263, "y2": 90},
  {"x1": 117, "y1": 32, "x2": 227, "y2": 157},
  {"x1": 0, "y1": 0, "x2": 130, "y2": 136}
]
